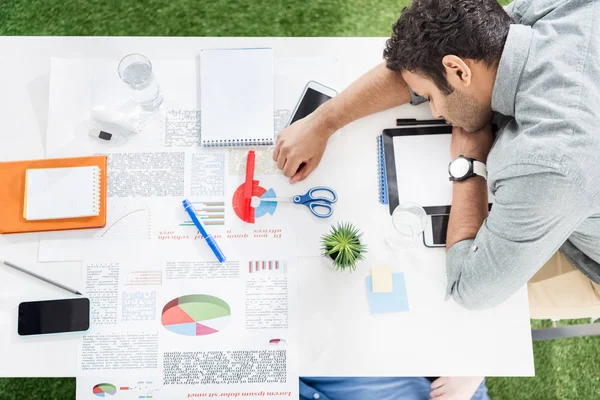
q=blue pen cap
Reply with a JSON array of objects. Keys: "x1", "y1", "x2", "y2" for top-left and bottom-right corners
[{"x1": 182, "y1": 199, "x2": 192, "y2": 209}]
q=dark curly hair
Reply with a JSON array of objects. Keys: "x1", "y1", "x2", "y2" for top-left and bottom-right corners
[{"x1": 384, "y1": 0, "x2": 512, "y2": 95}]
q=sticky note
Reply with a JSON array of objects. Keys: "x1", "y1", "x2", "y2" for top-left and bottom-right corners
[
  {"x1": 365, "y1": 273, "x2": 409, "y2": 314},
  {"x1": 371, "y1": 266, "x2": 393, "y2": 293}
]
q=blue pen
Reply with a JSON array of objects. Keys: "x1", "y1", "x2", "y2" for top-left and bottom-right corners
[{"x1": 182, "y1": 199, "x2": 226, "y2": 262}]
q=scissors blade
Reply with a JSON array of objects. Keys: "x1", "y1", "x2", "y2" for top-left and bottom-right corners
[{"x1": 259, "y1": 197, "x2": 293, "y2": 203}]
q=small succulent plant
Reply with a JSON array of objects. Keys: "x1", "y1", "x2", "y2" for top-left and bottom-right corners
[{"x1": 321, "y1": 222, "x2": 367, "y2": 271}]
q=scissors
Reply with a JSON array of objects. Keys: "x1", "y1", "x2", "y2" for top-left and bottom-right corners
[{"x1": 258, "y1": 186, "x2": 338, "y2": 218}]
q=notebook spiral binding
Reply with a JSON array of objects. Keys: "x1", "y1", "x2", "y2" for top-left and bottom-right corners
[
  {"x1": 202, "y1": 137, "x2": 274, "y2": 147},
  {"x1": 378, "y1": 135, "x2": 389, "y2": 205},
  {"x1": 92, "y1": 166, "x2": 102, "y2": 215}
]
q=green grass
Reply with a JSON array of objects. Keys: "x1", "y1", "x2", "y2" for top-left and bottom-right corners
[
  {"x1": 488, "y1": 320, "x2": 600, "y2": 400},
  {"x1": 0, "y1": 0, "x2": 411, "y2": 36},
  {"x1": 1, "y1": 0, "x2": 599, "y2": 399}
]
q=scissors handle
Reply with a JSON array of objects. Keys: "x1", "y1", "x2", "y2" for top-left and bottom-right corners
[
  {"x1": 306, "y1": 186, "x2": 337, "y2": 203},
  {"x1": 307, "y1": 202, "x2": 334, "y2": 218}
]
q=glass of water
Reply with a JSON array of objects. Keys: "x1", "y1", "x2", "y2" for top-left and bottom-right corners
[
  {"x1": 384, "y1": 202, "x2": 428, "y2": 250},
  {"x1": 118, "y1": 53, "x2": 164, "y2": 112}
]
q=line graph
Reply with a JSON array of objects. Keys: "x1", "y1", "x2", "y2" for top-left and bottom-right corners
[
  {"x1": 101, "y1": 209, "x2": 146, "y2": 237},
  {"x1": 96, "y1": 206, "x2": 152, "y2": 240}
]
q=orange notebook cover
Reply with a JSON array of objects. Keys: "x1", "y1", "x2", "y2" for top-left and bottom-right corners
[{"x1": 0, "y1": 155, "x2": 107, "y2": 234}]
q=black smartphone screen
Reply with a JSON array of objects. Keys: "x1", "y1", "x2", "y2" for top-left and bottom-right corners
[
  {"x1": 431, "y1": 215, "x2": 449, "y2": 245},
  {"x1": 289, "y1": 87, "x2": 333, "y2": 125},
  {"x1": 18, "y1": 298, "x2": 90, "y2": 336}
]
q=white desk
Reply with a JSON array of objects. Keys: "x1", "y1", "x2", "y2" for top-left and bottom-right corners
[{"x1": 0, "y1": 37, "x2": 534, "y2": 378}]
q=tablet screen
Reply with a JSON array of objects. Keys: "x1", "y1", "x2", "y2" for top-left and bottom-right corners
[
  {"x1": 393, "y1": 134, "x2": 454, "y2": 207},
  {"x1": 391, "y1": 133, "x2": 493, "y2": 210}
]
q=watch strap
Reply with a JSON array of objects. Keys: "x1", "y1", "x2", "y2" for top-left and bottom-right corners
[{"x1": 472, "y1": 160, "x2": 487, "y2": 180}]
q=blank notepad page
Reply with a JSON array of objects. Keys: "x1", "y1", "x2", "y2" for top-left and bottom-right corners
[
  {"x1": 24, "y1": 166, "x2": 101, "y2": 220},
  {"x1": 200, "y1": 48, "x2": 274, "y2": 146}
]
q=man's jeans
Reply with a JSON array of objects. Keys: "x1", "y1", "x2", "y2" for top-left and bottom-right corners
[{"x1": 299, "y1": 377, "x2": 490, "y2": 400}]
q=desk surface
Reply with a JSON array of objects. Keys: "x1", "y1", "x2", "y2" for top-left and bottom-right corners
[{"x1": 0, "y1": 36, "x2": 534, "y2": 378}]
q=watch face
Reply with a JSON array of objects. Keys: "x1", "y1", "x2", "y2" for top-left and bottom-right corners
[{"x1": 450, "y1": 158, "x2": 470, "y2": 178}]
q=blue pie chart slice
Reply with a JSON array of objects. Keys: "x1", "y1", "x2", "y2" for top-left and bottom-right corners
[{"x1": 256, "y1": 188, "x2": 277, "y2": 218}]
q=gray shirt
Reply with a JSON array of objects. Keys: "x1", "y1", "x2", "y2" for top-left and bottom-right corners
[{"x1": 424, "y1": 0, "x2": 600, "y2": 309}]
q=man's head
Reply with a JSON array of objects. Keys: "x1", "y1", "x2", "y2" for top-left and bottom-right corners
[{"x1": 384, "y1": 0, "x2": 512, "y2": 132}]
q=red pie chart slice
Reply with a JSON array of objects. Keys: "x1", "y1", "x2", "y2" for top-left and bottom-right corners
[
  {"x1": 233, "y1": 181, "x2": 266, "y2": 223},
  {"x1": 92, "y1": 383, "x2": 117, "y2": 397},
  {"x1": 161, "y1": 295, "x2": 232, "y2": 337},
  {"x1": 161, "y1": 304, "x2": 196, "y2": 325}
]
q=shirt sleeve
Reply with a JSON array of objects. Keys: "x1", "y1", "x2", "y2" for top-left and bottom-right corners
[{"x1": 445, "y1": 163, "x2": 589, "y2": 309}]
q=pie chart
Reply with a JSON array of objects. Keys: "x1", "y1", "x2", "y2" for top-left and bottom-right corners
[
  {"x1": 232, "y1": 181, "x2": 277, "y2": 222},
  {"x1": 92, "y1": 383, "x2": 117, "y2": 397},
  {"x1": 161, "y1": 294, "x2": 231, "y2": 336}
]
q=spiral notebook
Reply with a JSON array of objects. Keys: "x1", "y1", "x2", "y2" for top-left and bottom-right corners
[
  {"x1": 377, "y1": 135, "x2": 389, "y2": 205},
  {"x1": 0, "y1": 155, "x2": 107, "y2": 234},
  {"x1": 24, "y1": 166, "x2": 102, "y2": 220},
  {"x1": 200, "y1": 48, "x2": 274, "y2": 147}
]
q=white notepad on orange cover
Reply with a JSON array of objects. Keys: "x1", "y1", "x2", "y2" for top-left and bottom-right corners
[{"x1": 23, "y1": 166, "x2": 102, "y2": 221}]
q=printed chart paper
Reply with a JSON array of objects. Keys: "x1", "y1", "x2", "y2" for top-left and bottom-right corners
[{"x1": 76, "y1": 241, "x2": 298, "y2": 399}]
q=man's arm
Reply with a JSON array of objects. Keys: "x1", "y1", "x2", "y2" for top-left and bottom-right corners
[
  {"x1": 315, "y1": 62, "x2": 413, "y2": 134},
  {"x1": 446, "y1": 126, "x2": 495, "y2": 249},
  {"x1": 445, "y1": 163, "x2": 588, "y2": 310},
  {"x1": 273, "y1": 62, "x2": 412, "y2": 182},
  {"x1": 446, "y1": 177, "x2": 489, "y2": 250}
]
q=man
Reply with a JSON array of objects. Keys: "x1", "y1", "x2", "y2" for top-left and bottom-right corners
[
  {"x1": 273, "y1": 0, "x2": 600, "y2": 314},
  {"x1": 300, "y1": 376, "x2": 489, "y2": 400}
]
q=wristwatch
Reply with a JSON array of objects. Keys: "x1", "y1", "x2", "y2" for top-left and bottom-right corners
[{"x1": 448, "y1": 155, "x2": 487, "y2": 182}]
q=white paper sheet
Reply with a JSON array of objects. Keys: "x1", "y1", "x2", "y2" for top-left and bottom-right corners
[
  {"x1": 75, "y1": 241, "x2": 298, "y2": 399},
  {"x1": 393, "y1": 134, "x2": 494, "y2": 207},
  {"x1": 45, "y1": 56, "x2": 338, "y2": 157},
  {"x1": 36, "y1": 148, "x2": 309, "y2": 261},
  {"x1": 46, "y1": 58, "x2": 200, "y2": 156}
]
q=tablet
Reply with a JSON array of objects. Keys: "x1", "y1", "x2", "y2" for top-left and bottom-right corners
[
  {"x1": 382, "y1": 125, "x2": 453, "y2": 215},
  {"x1": 382, "y1": 126, "x2": 493, "y2": 246}
]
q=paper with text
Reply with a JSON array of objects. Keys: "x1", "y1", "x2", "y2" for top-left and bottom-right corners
[{"x1": 76, "y1": 241, "x2": 298, "y2": 399}]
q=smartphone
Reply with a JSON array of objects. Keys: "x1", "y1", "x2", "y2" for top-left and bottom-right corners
[
  {"x1": 18, "y1": 297, "x2": 90, "y2": 336},
  {"x1": 288, "y1": 81, "x2": 338, "y2": 126},
  {"x1": 423, "y1": 214, "x2": 449, "y2": 248}
]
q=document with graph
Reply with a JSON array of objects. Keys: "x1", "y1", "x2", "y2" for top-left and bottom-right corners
[
  {"x1": 36, "y1": 146, "x2": 327, "y2": 262},
  {"x1": 75, "y1": 240, "x2": 298, "y2": 399},
  {"x1": 36, "y1": 147, "x2": 290, "y2": 261}
]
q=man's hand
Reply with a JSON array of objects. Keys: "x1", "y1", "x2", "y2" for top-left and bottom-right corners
[
  {"x1": 271, "y1": 63, "x2": 414, "y2": 182},
  {"x1": 451, "y1": 124, "x2": 495, "y2": 162},
  {"x1": 272, "y1": 114, "x2": 333, "y2": 183},
  {"x1": 430, "y1": 377, "x2": 485, "y2": 400}
]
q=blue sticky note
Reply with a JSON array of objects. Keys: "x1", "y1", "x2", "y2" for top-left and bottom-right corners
[{"x1": 365, "y1": 273, "x2": 409, "y2": 314}]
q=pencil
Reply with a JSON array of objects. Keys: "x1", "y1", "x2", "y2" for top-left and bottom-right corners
[{"x1": 1, "y1": 259, "x2": 82, "y2": 295}]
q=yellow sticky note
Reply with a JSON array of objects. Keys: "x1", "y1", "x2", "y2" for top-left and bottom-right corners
[{"x1": 371, "y1": 266, "x2": 393, "y2": 293}]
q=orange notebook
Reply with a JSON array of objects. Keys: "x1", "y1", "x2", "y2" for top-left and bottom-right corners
[{"x1": 0, "y1": 155, "x2": 107, "y2": 234}]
